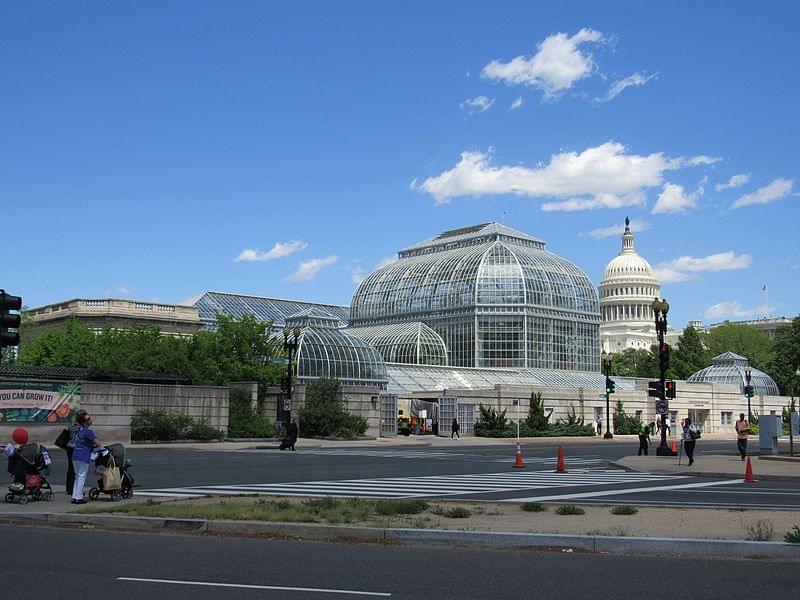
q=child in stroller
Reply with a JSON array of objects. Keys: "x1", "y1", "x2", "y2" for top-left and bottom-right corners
[
  {"x1": 5, "y1": 441, "x2": 55, "y2": 505},
  {"x1": 88, "y1": 443, "x2": 136, "y2": 501}
]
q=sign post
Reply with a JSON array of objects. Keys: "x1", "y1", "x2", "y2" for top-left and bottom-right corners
[{"x1": 513, "y1": 399, "x2": 519, "y2": 441}]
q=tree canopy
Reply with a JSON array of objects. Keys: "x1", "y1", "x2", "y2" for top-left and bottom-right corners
[
  {"x1": 705, "y1": 322, "x2": 775, "y2": 373},
  {"x1": 772, "y1": 317, "x2": 800, "y2": 396}
]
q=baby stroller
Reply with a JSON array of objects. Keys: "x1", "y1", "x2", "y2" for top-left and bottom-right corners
[
  {"x1": 88, "y1": 443, "x2": 136, "y2": 502},
  {"x1": 5, "y1": 443, "x2": 54, "y2": 505}
]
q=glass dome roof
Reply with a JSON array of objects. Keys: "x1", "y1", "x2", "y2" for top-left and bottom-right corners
[
  {"x1": 687, "y1": 352, "x2": 779, "y2": 396},
  {"x1": 350, "y1": 223, "x2": 600, "y2": 371},
  {"x1": 296, "y1": 326, "x2": 388, "y2": 388},
  {"x1": 346, "y1": 322, "x2": 448, "y2": 366}
]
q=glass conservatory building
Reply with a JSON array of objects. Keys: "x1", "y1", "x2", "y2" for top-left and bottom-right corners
[
  {"x1": 346, "y1": 322, "x2": 448, "y2": 366},
  {"x1": 687, "y1": 352, "x2": 780, "y2": 396},
  {"x1": 350, "y1": 223, "x2": 601, "y2": 371}
]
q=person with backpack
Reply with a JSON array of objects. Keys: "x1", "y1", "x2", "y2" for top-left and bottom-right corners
[
  {"x1": 637, "y1": 421, "x2": 651, "y2": 455},
  {"x1": 682, "y1": 416, "x2": 700, "y2": 466},
  {"x1": 734, "y1": 413, "x2": 751, "y2": 461}
]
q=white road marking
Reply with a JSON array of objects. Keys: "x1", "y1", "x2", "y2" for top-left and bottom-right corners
[
  {"x1": 504, "y1": 478, "x2": 742, "y2": 502},
  {"x1": 117, "y1": 577, "x2": 390, "y2": 596}
]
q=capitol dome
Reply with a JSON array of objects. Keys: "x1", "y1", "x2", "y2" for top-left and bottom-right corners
[
  {"x1": 350, "y1": 222, "x2": 600, "y2": 371},
  {"x1": 598, "y1": 218, "x2": 660, "y2": 352}
]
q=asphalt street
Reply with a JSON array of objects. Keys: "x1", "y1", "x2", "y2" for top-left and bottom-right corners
[
  {"x1": 2, "y1": 525, "x2": 796, "y2": 600},
  {"x1": 39, "y1": 439, "x2": 800, "y2": 509}
]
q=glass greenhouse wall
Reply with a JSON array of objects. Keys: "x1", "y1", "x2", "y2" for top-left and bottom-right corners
[
  {"x1": 350, "y1": 223, "x2": 601, "y2": 371},
  {"x1": 296, "y1": 327, "x2": 388, "y2": 388},
  {"x1": 688, "y1": 352, "x2": 780, "y2": 396}
]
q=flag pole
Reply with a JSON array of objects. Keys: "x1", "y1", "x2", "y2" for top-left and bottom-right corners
[{"x1": 763, "y1": 284, "x2": 769, "y2": 318}]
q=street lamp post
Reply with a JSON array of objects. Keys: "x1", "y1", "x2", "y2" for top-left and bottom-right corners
[
  {"x1": 282, "y1": 326, "x2": 301, "y2": 426},
  {"x1": 651, "y1": 297, "x2": 673, "y2": 456},
  {"x1": 602, "y1": 351, "x2": 613, "y2": 439}
]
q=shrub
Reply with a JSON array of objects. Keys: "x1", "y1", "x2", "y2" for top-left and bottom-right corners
[
  {"x1": 299, "y1": 379, "x2": 368, "y2": 438},
  {"x1": 443, "y1": 507, "x2": 471, "y2": 519},
  {"x1": 228, "y1": 387, "x2": 276, "y2": 438},
  {"x1": 555, "y1": 505, "x2": 585, "y2": 516},
  {"x1": 374, "y1": 499, "x2": 428, "y2": 516},
  {"x1": 473, "y1": 404, "x2": 516, "y2": 437},
  {"x1": 521, "y1": 502, "x2": 547, "y2": 513},
  {"x1": 611, "y1": 505, "x2": 639, "y2": 516},
  {"x1": 613, "y1": 399, "x2": 642, "y2": 435},
  {"x1": 745, "y1": 519, "x2": 774, "y2": 541},
  {"x1": 784, "y1": 525, "x2": 800, "y2": 544},
  {"x1": 131, "y1": 409, "x2": 223, "y2": 441}
]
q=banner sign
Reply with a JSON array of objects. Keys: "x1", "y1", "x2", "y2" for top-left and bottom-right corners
[{"x1": 0, "y1": 381, "x2": 81, "y2": 423}]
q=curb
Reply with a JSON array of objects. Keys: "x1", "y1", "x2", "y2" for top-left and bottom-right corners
[
  {"x1": 1, "y1": 513, "x2": 798, "y2": 560},
  {"x1": 608, "y1": 461, "x2": 800, "y2": 483}
]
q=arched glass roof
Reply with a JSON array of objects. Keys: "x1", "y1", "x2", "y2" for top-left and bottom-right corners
[
  {"x1": 346, "y1": 322, "x2": 448, "y2": 366},
  {"x1": 296, "y1": 327, "x2": 388, "y2": 388},
  {"x1": 687, "y1": 352, "x2": 779, "y2": 396}
]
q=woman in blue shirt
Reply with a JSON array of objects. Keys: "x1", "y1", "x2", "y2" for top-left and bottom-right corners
[{"x1": 71, "y1": 411, "x2": 100, "y2": 504}]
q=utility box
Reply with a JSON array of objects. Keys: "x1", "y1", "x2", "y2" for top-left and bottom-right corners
[{"x1": 759, "y1": 415, "x2": 781, "y2": 455}]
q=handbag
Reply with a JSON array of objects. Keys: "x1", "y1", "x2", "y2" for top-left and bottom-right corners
[
  {"x1": 54, "y1": 428, "x2": 71, "y2": 450},
  {"x1": 102, "y1": 455, "x2": 123, "y2": 491}
]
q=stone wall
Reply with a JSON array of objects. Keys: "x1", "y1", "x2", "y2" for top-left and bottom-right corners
[{"x1": 0, "y1": 378, "x2": 229, "y2": 445}]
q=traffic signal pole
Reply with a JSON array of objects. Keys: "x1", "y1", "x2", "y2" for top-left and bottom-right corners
[{"x1": 652, "y1": 298, "x2": 675, "y2": 456}]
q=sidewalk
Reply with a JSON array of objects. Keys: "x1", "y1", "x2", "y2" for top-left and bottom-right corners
[{"x1": 613, "y1": 454, "x2": 800, "y2": 482}]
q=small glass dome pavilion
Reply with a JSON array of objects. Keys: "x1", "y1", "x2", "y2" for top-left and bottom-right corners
[
  {"x1": 285, "y1": 309, "x2": 388, "y2": 388},
  {"x1": 687, "y1": 352, "x2": 779, "y2": 396},
  {"x1": 346, "y1": 322, "x2": 448, "y2": 366},
  {"x1": 350, "y1": 222, "x2": 600, "y2": 371}
]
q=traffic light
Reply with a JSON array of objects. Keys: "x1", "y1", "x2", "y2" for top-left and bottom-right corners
[
  {"x1": 743, "y1": 385, "x2": 754, "y2": 398},
  {"x1": 658, "y1": 343, "x2": 670, "y2": 373},
  {"x1": 605, "y1": 376, "x2": 616, "y2": 395},
  {"x1": 647, "y1": 380, "x2": 663, "y2": 398},
  {"x1": 0, "y1": 290, "x2": 22, "y2": 348},
  {"x1": 665, "y1": 380, "x2": 676, "y2": 399},
  {"x1": 280, "y1": 375, "x2": 290, "y2": 394}
]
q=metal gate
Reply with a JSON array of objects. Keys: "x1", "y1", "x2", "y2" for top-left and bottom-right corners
[
  {"x1": 438, "y1": 395, "x2": 458, "y2": 437},
  {"x1": 457, "y1": 404, "x2": 475, "y2": 435},
  {"x1": 379, "y1": 394, "x2": 398, "y2": 437}
]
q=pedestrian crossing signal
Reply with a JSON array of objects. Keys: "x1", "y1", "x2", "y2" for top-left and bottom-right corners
[{"x1": 665, "y1": 380, "x2": 676, "y2": 399}]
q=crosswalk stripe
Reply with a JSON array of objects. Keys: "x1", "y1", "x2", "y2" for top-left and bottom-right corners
[{"x1": 137, "y1": 469, "x2": 685, "y2": 500}]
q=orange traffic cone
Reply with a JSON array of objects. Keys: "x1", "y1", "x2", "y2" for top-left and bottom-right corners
[
  {"x1": 671, "y1": 440, "x2": 677, "y2": 453},
  {"x1": 556, "y1": 445, "x2": 566, "y2": 473},
  {"x1": 744, "y1": 457, "x2": 756, "y2": 483},
  {"x1": 513, "y1": 442, "x2": 525, "y2": 468}
]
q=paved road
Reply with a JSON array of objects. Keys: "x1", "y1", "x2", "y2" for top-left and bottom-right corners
[
  {"x1": 39, "y1": 440, "x2": 800, "y2": 509},
  {"x1": 2, "y1": 525, "x2": 796, "y2": 599}
]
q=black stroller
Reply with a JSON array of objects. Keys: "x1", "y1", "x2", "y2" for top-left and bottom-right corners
[
  {"x1": 5, "y1": 443, "x2": 54, "y2": 505},
  {"x1": 88, "y1": 443, "x2": 136, "y2": 502}
]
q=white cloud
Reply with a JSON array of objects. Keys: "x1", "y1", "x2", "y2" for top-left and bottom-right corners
[
  {"x1": 459, "y1": 95, "x2": 495, "y2": 114},
  {"x1": 715, "y1": 173, "x2": 751, "y2": 192},
  {"x1": 348, "y1": 265, "x2": 366, "y2": 284},
  {"x1": 414, "y1": 141, "x2": 719, "y2": 207},
  {"x1": 704, "y1": 301, "x2": 766, "y2": 321},
  {"x1": 654, "y1": 251, "x2": 752, "y2": 284},
  {"x1": 597, "y1": 71, "x2": 656, "y2": 102},
  {"x1": 284, "y1": 255, "x2": 338, "y2": 283},
  {"x1": 653, "y1": 268, "x2": 700, "y2": 284},
  {"x1": 731, "y1": 177, "x2": 794, "y2": 209},
  {"x1": 235, "y1": 240, "x2": 307, "y2": 262},
  {"x1": 374, "y1": 256, "x2": 397, "y2": 269},
  {"x1": 509, "y1": 96, "x2": 524, "y2": 110},
  {"x1": 542, "y1": 192, "x2": 645, "y2": 212},
  {"x1": 581, "y1": 219, "x2": 651, "y2": 239},
  {"x1": 481, "y1": 28, "x2": 607, "y2": 99},
  {"x1": 652, "y1": 182, "x2": 704, "y2": 214}
]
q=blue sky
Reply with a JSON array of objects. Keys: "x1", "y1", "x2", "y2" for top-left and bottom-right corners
[{"x1": 2, "y1": 1, "x2": 798, "y2": 328}]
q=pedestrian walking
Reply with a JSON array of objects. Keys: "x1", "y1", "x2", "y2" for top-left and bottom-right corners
[
  {"x1": 734, "y1": 413, "x2": 751, "y2": 461},
  {"x1": 682, "y1": 417, "x2": 700, "y2": 466},
  {"x1": 596, "y1": 418, "x2": 602, "y2": 436},
  {"x1": 287, "y1": 418, "x2": 299, "y2": 451},
  {"x1": 54, "y1": 410, "x2": 83, "y2": 495},
  {"x1": 637, "y1": 421, "x2": 651, "y2": 455},
  {"x1": 71, "y1": 411, "x2": 100, "y2": 504},
  {"x1": 451, "y1": 417, "x2": 460, "y2": 439}
]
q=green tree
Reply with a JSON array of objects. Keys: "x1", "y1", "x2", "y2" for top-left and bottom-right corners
[
  {"x1": 524, "y1": 391, "x2": 550, "y2": 432},
  {"x1": 613, "y1": 399, "x2": 641, "y2": 435},
  {"x1": 18, "y1": 318, "x2": 96, "y2": 367},
  {"x1": 669, "y1": 325, "x2": 710, "y2": 380},
  {"x1": 608, "y1": 348, "x2": 658, "y2": 378},
  {"x1": 772, "y1": 316, "x2": 800, "y2": 396},
  {"x1": 706, "y1": 322, "x2": 775, "y2": 373},
  {"x1": 298, "y1": 378, "x2": 367, "y2": 438}
]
